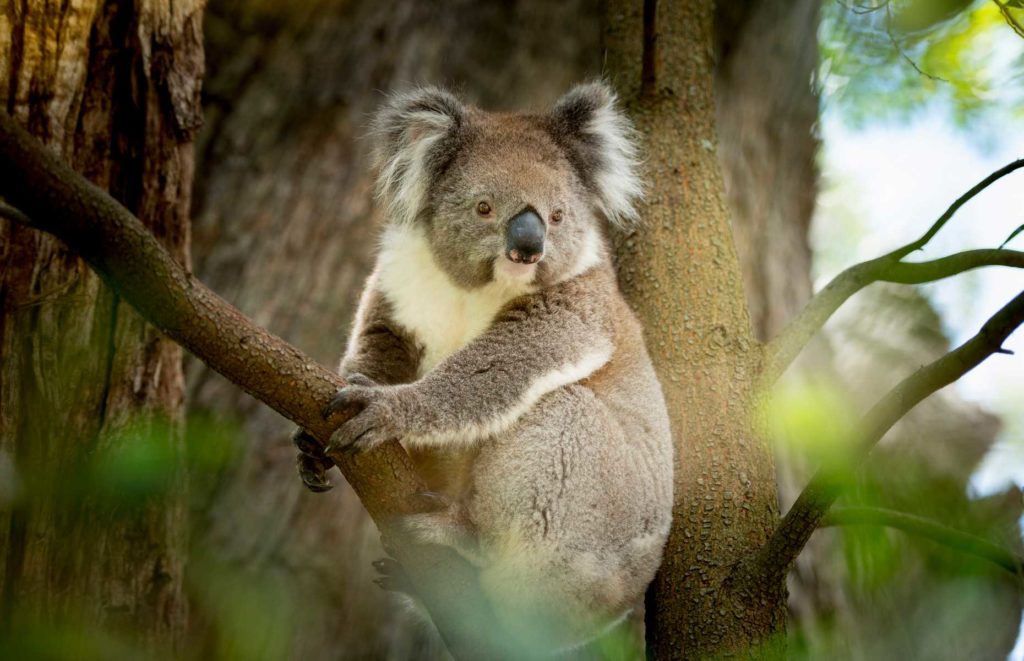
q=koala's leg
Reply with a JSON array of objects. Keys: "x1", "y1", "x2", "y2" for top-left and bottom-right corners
[{"x1": 400, "y1": 492, "x2": 485, "y2": 567}]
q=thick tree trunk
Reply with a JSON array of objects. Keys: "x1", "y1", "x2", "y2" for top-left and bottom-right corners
[
  {"x1": 605, "y1": 2, "x2": 786, "y2": 657},
  {"x1": 713, "y1": 0, "x2": 836, "y2": 645},
  {"x1": 189, "y1": 1, "x2": 601, "y2": 657},
  {"x1": 0, "y1": 0, "x2": 202, "y2": 651}
]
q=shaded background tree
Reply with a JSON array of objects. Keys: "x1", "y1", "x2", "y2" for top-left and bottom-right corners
[{"x1": 0, "y1": 1, "x2": 202, "y2": 653}]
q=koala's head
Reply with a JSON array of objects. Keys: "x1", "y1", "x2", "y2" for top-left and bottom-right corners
[{"x1": 371, "y1": 81, "x2": 642, "y2": 289}]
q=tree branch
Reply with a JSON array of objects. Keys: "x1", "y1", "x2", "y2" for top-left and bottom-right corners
[
  {"x1": 994, "y1": 0, "x2": 1024, "y2": 40},
  {"x1": 749, "y1": 288, "x2": 1024, "y2": 581},
  {"x1": 821, "y1": 507, "x2": 1023, "y2": 576},
  {"x1": 761, "y1": 248, "x2": 1024, "y2": 383},
  {"x1": 0, "y1": 197, "x2": 32, "y2": 226},
  {"x1": 762, "y1": 159, "x2": 1024, "y2": 384},
  {"x1": 887, "y1": 159, "x2": 1024, "y2": 260},
  {"x1": 0, "y1": 111, "x2": 507, "y2": 659}
]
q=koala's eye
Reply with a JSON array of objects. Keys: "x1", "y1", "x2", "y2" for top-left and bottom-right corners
[
  {"x1": 476, "y1": 201, "x2": 493, "y2": 217},
  {"x1": 550, "y1": 209, "x2": 564, "y2": 224}
]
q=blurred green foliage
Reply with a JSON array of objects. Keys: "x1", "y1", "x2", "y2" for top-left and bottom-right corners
[
  {"x1": 771, "y1": 378, "x2": 1023, "y2": 659},
  {"x1": 0, "y1": 412, "x2": 306, "y2": 660},
  {"x1": 821, "y1": 0, "x2": 1024, "y2": 129}
]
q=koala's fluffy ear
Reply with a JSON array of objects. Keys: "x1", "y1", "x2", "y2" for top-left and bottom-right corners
[
  {"x1": 372, "y1": 87, "x2": 466, "y2": 225},
  {"x1": 548, "y1": 81, "x2": 643, "y2": 229}
]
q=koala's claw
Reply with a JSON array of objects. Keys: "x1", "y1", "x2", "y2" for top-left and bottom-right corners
[
  {"x1": 322, "y1": 373, "x2": 380, "y2": 419},
  {"x1": 291, "y1": 428, "x2": 325, "y2": 458},
  {"x1": 372, "y1": 556, "x2": 414, "y2": 595},
  {"x1": 292, "y1": 428, "x2": 334, "y2": 493},
  {"x1": 297, "y1": 453, "x2": 333, "y2": 493},
  {"x1": 326, "y1": 390, "x2": 400, "y2": 454},
  {"x1": 345, "y1": 372, "x2": 379, "y2": 387}
]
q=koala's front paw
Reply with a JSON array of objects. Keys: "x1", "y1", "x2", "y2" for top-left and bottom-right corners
[{"x1": 322, "y1": 380, "x2": 410, "y2": 454}]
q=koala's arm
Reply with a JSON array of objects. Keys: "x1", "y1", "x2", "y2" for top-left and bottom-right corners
[
  {"x1": 293, "y1": 282, "x2": 421, "y2": 492},
  {"x1": 397, "y1": 287, "x2": 612, "y2": 448},
  {"x1": 324, "y1": 276, "x2": 616, "y2": 453},
  {"x1": 339, "y1": 283, "x2": 422, "y2": 386}
]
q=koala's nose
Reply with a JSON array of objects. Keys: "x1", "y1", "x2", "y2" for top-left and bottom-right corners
[{"x1": 505, "y1": 209, "x2": 545, "y2": 264}]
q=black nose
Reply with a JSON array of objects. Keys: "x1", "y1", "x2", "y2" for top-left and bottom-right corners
[{"x1": 506, "y1": 209, "x2": 545, "y2": 264}]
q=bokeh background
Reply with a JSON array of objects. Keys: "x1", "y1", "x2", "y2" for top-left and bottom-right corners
[{"x1": 2, "y1": 0, "x2": 1023, "y2": 659}]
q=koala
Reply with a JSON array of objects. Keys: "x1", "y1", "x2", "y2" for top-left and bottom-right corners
[{"x1": 294, "y1": 81, "x2": 674, "y2": 653}]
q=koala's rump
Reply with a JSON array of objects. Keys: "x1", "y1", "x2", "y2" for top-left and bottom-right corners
[{"x1": 467, "y1": 383, "x2": 670, "y2": 642}]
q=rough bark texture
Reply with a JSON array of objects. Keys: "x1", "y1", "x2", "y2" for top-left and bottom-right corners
[
  {"x1": 0, "y1": 0, "x2": 203, "y2": 650},
  {"x1": 188, "y1": 1, "x2": 602, "y2": 657},
  {"x1": 605, "y1": 2, "x2": 785, "y2": 657}
]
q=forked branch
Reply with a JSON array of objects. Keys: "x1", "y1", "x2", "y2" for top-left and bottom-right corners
[
  {"x1": 751, "y1": 288, "x2": 1024, "y2": 580},
  {"x1": 762, "y1": 159, "x2": 1024, "y2": 384},
  {"x1": 0, "y1": 111, "x2": 505, "y2": 660}
]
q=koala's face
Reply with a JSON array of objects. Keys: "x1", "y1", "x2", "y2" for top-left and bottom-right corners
[
  {"x1": 373, "y1": 82, "x2": 641, "y2": 290},
  {"x1": 426, "y1": 114, "x2": 604, "y2": 289}
]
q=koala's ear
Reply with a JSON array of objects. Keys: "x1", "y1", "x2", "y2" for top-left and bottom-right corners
[
  {"x1": 372, "y1": 87, "x2": 467, "y2": 224},
  {"x1": 548, "y1": 81, "x2": 643, "y2": 229}
]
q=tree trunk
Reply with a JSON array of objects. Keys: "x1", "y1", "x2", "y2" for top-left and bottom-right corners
[
  {"x1": 188, "y1": 1, "x2": 602, "y2": 657},
  {"x1": 605, "y1": 1, "x2": 786, "y2": 657},
  {"x1": 0, "y1": 0, "x2": 202, "y2": 652}
]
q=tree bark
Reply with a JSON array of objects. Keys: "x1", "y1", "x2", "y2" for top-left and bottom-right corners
[
  {"x1": 0, "y1": 0, "x2": 202, "y2": 651},
  {"x1": 605, "y1": 2, "x2": 786, "y2": 657}
]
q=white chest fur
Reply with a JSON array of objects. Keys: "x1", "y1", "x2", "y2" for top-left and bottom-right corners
[{"x1": 376, "y1": 225, "x2": 533, "y2": 375}]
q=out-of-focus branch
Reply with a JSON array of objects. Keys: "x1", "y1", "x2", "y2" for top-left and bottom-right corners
[
  {"x1": 821, "y1": 507, "x2": 1023, "y2": 576},
  {"x1": 994, "y1": 0, "x2": 1024, "y2": 39},
  {"x1": 0, "y1": 110, "x2": 506, "y2": 660},
  {"x1": 761, "y1": 248, "x2": 1024, "y2": 383},
  {"x1": 0, "y1": 197, "x2": 32, "y2": 225},
  {"x1": 749, "y1": 288, "x2": 1024, "y2": 581},
  {"x1": 762, "y1": 159, "x2": 1024, "y2": 384}
]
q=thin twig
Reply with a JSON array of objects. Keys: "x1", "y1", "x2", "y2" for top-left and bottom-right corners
[
  {"x1": 821, "y1": 507, "x2": 1023, "y2": 576},
  {"x1": 994, "y1": 0, "x2": 1024, "y2": 39},
  {"x1": 762, "y1": 160, "x2": 1024, "y2": 385},
  {"x1": 882, "y1": 248, "x2": 1024, "y2": 283},
  {"x1": 750, "y1": 289, "x2": 1024, "y2": 581},
  {"x1": 888, "y1": 159, "x2": 1024, "y2": 259},
  {"x1": 884, "y1": 2, "x2": 949, "y2": 84}
]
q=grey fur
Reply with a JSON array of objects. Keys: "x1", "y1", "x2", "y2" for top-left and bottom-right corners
[{"x1": 304, "y1": 83, "x2": 673, "y2": 652}]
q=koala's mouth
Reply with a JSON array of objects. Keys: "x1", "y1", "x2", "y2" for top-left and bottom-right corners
[{"x1": 494, "y1": 256, "x2": 540, "y2": 282}]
